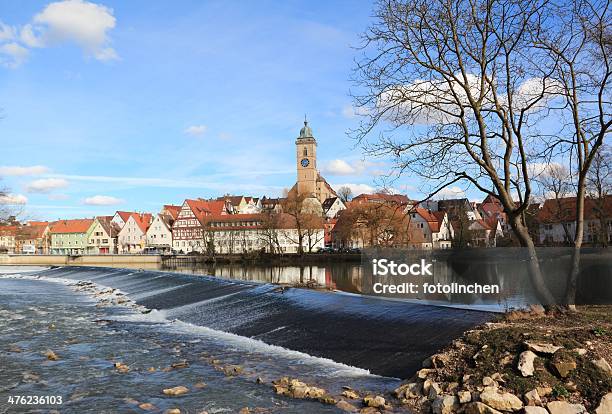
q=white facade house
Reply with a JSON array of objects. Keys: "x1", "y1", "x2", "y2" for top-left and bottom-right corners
[
  {"x1": 117, "y1": 213, "x2": 152, "y2": 253},
  {"x1": 146, "y1": 213, "x2": 174, "y2": 253},
  {"x1": 410, "y1": 209, "x2": 454, "y2": 249},
  {"x1": 86, "y1": 217, "x2": 119, "y2": 254}
]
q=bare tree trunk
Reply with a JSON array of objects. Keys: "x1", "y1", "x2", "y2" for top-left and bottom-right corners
[
  {"x1": 510, "y1": 215, "x2": 556, "y2": 306},
  {"x1": 565, "y1": 181, "x2": 586, "y2": 308}
]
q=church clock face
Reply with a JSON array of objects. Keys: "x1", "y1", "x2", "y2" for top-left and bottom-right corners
[{"x1": 301, "y1": 158, "x2": 310, "y2": 167}]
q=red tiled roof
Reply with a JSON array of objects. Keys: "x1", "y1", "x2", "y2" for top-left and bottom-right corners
[
  {"x1": 0, "y1": 225, "x2": 18, "y2": 236},
  {"x1": 163, "y1": 205, "x2": 181, "y2": 220},
  {"x1": 50, "y1": 219, "x2": 94, "y2": 234},
  {"x1": 537, "y1": 196, "x2": 612, "y2": 223},
  {"x1": 414, "y1": 208, "x2": 443, "y2": 232},
  {"x1": 115, "y1": 211, "x2": 136, "y2": 223},
  {"x1": 131, "y1": 213, "x2": 152, "y2": 233}
]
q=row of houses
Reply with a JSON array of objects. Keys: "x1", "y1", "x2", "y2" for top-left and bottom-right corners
[{"x1": 1, "y1": 192, "x2": 609, "y2": 255}]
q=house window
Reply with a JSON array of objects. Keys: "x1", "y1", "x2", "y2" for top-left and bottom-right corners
[{"x1": 303, "y1": 147, "x2": 307, "y2": 156}]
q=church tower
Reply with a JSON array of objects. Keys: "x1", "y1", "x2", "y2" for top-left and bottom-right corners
[{"x1": 296, "y1": 119, "x2": 317, "y2": 197}]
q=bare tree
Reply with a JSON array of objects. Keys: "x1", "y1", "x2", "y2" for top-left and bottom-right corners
[
  {"x1": 538, "y1": 164, "x2": 575, "y2": 244},
  {"x1": 533, "y1": 0, "x2": 610, "y2": 305},
  {"x1": 586, "y1": 145, "x2": 611, "y2": 246},
  {"x1": 352, "y1": 0, "x2": 563, "y2": 304},
  {"x1": 337, "y1": 186, "x2": 353, "y2": 203}
]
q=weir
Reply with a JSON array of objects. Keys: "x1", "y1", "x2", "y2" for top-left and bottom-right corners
[{"x1": 30, "y1": 266, "x2": 492, "y2": 379}]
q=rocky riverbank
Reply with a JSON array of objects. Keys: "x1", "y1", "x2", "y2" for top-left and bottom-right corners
[{"x1": 392, "y1": 306, "x2": 612, "y2": 414}]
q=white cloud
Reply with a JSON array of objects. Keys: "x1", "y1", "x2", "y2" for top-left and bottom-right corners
[
  {"x1": 322, "y1": 159, "x2": 356, "y2": 175},
  {"x1": 82, "y1": 195, "x2": 123, "y2": 205},
  {"x1": 26, "y1": 178, "x2": 69, "y2": 193},
  {"x1": 0, "y1": 165, "x2": 50, "y2": 176},
  {"x1": 378, "y1": 75, "x2": 563, "y2": 125},
  {"x1": 434, "y1": 186, "x2": 467, "y2": 200},
  {"x1": 332, "y1": 183, "x2": 376, "y2": 195},
  {"x1": 0, "y1": 193, "x2": 28, "y2": 205},
  {"x1": 31, "y1": 0, "x2": 118, "y2": 60},
  {"x1": 322, "y1": 159, "x2": 368, "y2": 176},
  {"x1": 0, "y1": 42, "x2": 29, "y2": 68},
  {"x1": 0, "y1": 0, "x2": 118, "y2": 68},
  {"x1": 184, "y1": 125, "x2": 207, "y2": 136},
  {"x1": 0, "y1": 23, "x2": 16, "y2": 41},
  {"x1": 342, "y1": 105, "x2": 370, "y2": 119}
]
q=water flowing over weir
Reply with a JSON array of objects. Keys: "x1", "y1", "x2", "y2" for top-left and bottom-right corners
[{"x1": 32, "y1": 266, "x2": 492, "y2": 379}]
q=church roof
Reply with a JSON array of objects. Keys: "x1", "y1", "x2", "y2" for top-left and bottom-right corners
[{"x1": 298, "y1": 120, "x2": 314, "y2": 139}]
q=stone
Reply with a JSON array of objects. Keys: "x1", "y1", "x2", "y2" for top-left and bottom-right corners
[
  {"x1": 572, "y1": 348, "x2": 587, "y2": 356},
  {"x1": 147, "y1": 367, "x2": 156, "y2": 372},
  {"x1": 363, "y1": 395, "x2": 386, "y2": 409},
  {"x1": 463, "y1": 402, "x2": 503, "y2": 414},
  {"x1": 164, "y1": 410, "x2": 181, "y2": 414},
  {"x1": 223, "y1": 365, "x2": 243, "y2": 376},
  {"x1": 238, "y1": 409, "x2": 249, "y2": 414},
  {"x1": 336, "y1": 400, "x2": 358, "y2": 412},
  {"x1": 524, "y1": 389, "x2": 541, "y2": 406},
  {"x1": 595, "y1": 393, "x2": 612, "y2": 414},
  {"x1": 162, "y1": 386, "x2": 189, "y2": 396},
  {"x1": 359, "y1": 408, "x2": 380, "y2": 414},
  {"x1": 318, "y1": 395, "x2": 337, "y2": 405},
  {"x1": 394, "y1": 382, "x2": 422, "y2": 399},
  {"x1": 342, "y1": 389, "x2": 360, "y2": 400},
  {"x1": 552, "y1": 359, "x2": 577, "y2": 378},
  {"x1": 518, "y1": 351, "x2": 537, "y2": 377},
  {"x1": 479, "y1": 390, "x2": 523, "y2": 412},
  {"x1": 138, "y1": 403, "x2": 156, "y2": 410},
  {"x1": 44, "y1": 350, "x2": 59, "y2": 361},
  {"x1": 547, "y1": 401, "x2": 587, "y2": 414},
  {"x1": 417, "y1": 368, "x2": 436, "y2": 379},
  {"x1": 482, "y1": 377, "x2": 497, "y2": 387},
  {"x1": 591, "y1": 358, "x2": 612, "y2": 376},
  {"x1": 499, "y1": 354, "x2": 514, "y2": 366},
  {"x1": 524, "y1": 407, "x2": 549, "y2": 414},
  {"x1": 194, "y1": 382, "x2": 207, "y2": 389},
  {"x1": 458, "y1": 390, "x2": 472, "y2": 404},
  {"x1": 524, "y1": 341, "x2": 562, "y2": 354},
  {"x1": 114, "y1": 362, "x2": 129, "y2": 373},
  {"x1": 171, "y1": 361, "x2": 189, "y2": 369},
  {"x1": 423, "y1": 379, "x2": 435, "y2": 395},
  {"x1": 432, "y1": 395, "x2": 459, "y2": 414},
  {"x1": 536, "y1": 386, "x2": 552, "y2": 397},
  {"x1": 428, "y1": 382, "x2": 443, "y2": 400}
]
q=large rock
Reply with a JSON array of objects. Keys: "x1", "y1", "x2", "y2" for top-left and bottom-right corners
[
  {"x1": 432, "y1": 395, "x2": 459, "y2": 414},
  {"x1": 524, "y1": 407, "x2": 549, "y2": 414},
  {"x1": 394, "y1": 382, "x2": 422, "y2": 399},
  {"x1": 362, "y1": 395, "x2": 386, "y2": 409},
  {"x1": 591, "y1": 358, "x2": 612, "y2": 376},
  {"x1": 341, "y1": 389, "x2": 360, "y2": 400},
  {"x1": 547, "y1": 401, "x2": 587, "y2": 414},
  {"x1": 524, "y1": 389, "x2": 542, "y2": 406},
  {"x1": 552, "y1": 359, "x2": 577, "y2": 378},
  {"x1": 595, "y1": 393, "x2": 612, "y2": 414},
  {"x1": 479, "y1": 390, "x2": 523, "y2": 412},
  {"x1": 428, "y1": 382, "x2": 443, "y2": 400},
  {"x1": 524, "y1": 341, "x2": 563, "y2": 354},
  {"x1": 335, "y1": 400, "x2": 358, "y2": 412},
  {"x1": 162, "y1": 386, "x2": 189, "y2": 396},
  {"x1": 518, "y1": 351, "x2": 537, "y2": 377},
  {"x1": 463, "y1": 402, "x2": 503, "y2": 414},
  {"x1": 458, "y1": 390, "x2": 472, "y2": 404}
]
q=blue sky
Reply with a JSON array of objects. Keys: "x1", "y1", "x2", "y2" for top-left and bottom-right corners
[{"x1": 0, "y1": 0, "x2": 471, "y2": 220}]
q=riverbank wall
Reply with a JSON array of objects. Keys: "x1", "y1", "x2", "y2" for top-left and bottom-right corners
[
  {"x1": 0, "y1": 252, "x2": 362, "y2": 267},
  {"x1": 0, "y1": 254, "x2": 162, "y2": 266}
]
